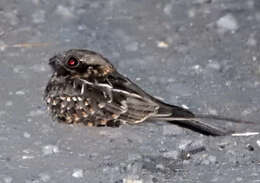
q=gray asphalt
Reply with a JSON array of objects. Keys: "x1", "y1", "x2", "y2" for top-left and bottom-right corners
[{"x1": 0, "y1": 0, "x2": 260, "y2": 182}]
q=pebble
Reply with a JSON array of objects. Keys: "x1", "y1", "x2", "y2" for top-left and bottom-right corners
[
  {"x1": 22, "y1": 155, "x2": 34, "y2": 160},
  {"x1": 42, "y1": 145, "x2": 59, "y2": 155},
  {"x1": 178, "y1": 139, "x2": 192, "y2": 150},
  {"x1": 256, "y1": 140, "x2": 260, "y2": 147},
  {"x1": 38, "y1": 173, "x2": 51, "y2": 182},
  {"x1": 72, "y1": 169, "x2": 84, "y2": 178},
  {"x1": 123, "y1": 178, "x2": 143, "y2": 183},
  {"x1": 216, "y1": 14, "x2": 239, "y2": 32},
  {"x1": 23, "y1": 132, "x2": 31, "y2": 138},
  {"x1": 55, "y1": 5, "x2": 75, "y2": 19},
  {"x1": 207, "y1": 60, "x2": 221, "y2": 71},
  {"x1": 157, "y1": 41, "x2": 169, "y2": 48},
  {"x1": 163, "y1": 3, "x2": 172, "y2": 16},
  {"x1": 15, "y1": 90, "x2": 25, "y2": 95}
]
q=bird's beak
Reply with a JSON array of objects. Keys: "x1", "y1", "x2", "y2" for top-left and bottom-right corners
[
  {"x1": 48, "y1": 55, "x2": 65, "y2": 73},
  {"x1": 49, "y1": 55, "x2": 58, "y2": 66},
  {"x1": 49, "y1": 54, "x2": 65, "y2": 68}
]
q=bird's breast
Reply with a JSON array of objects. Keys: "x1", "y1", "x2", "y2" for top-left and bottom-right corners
[{"x1": 44, "y1": 76, "x2": 100, "y2": 126}]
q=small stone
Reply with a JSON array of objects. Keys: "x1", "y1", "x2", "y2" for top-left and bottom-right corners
[
  {"x1": 123, "y1": 178, "x2": 143, "y2": 183},
  {"x1": 208, "y1": 155, "x2": 217, "y2": 164},
  {"x1": 39, "y1": 173, "x2": 51, "y2": 182},
  {"x1": 178, "y1": 139, "x2": 192, "y2": 150},
  {"x1": 207, "y1": 107, "x2": 218, "y2": 115},
  {"x1": 188, "y1": 9, "x2": 196, "y2": 18},
  {"x1": 72, "y1": 169, "x2": 84, "y2": 178},
  {"x1": 23, "y1": 132, "x2": 31, "y2": 138},
  {"x1": 246, "y1": 144, "x2": 254, "y2": 151},
  {"x1": 181, "y1": 104, "x2": 189, "y2": 110},
  {"x1": 155, "y1": 164, "x2": 164, "y2": 170},
  {"x1": 216, "y1": 14, "x2": 239, "y2": 33},
  {"x1": 256, "y1": 140, "x2": 260, "y2": 147},
  {"x1": 22, "y1": 155, "x2": 34, "y2": 160},
  {"x1": 42, "y1": 145, "x2": 59, "y2": 155},
  {"x1": 15, "y1": 90, "x2": 25, "y2": 95},
  {"x1": 157, "y1": 41, "x2": 169, "y2": 48},
  {"x1": 135, "y1": 77, "x2": 141, "y2": 81},
  {"x1": 55, "y1": 5, "x2": 75, "y2": 19},
  {"x1": 192, "y1": 65, "x2": 203, "y2": 73},
  {"x1": 207, "y1": 60, "x2": 221, "y2": 71},
  {"x1": 13, "y1": 65, "x2": 25, "y2": 74}
]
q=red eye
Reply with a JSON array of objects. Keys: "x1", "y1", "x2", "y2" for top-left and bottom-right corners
[{"x1": 67, "y1": 57, "x2": 79, "y2": 67}]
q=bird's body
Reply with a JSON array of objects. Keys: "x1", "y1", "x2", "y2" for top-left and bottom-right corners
[{"x1": 44, "y1": 49, "x2": 254, "y2": 136}]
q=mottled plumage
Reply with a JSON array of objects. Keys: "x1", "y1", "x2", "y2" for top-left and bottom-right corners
[{"x1": 44, "y1": 49, "x2": 255, "y2": 135}]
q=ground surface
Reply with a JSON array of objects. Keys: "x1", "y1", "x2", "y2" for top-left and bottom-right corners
[{"x1": 0, "y1": 0, "x2": 260, "y2": 182}]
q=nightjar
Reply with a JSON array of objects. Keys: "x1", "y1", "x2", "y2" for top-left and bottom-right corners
[{"x1": 44, "y1": 49, "x2": 255, "y2": 136}]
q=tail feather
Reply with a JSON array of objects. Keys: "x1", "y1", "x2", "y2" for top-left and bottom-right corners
[
  {"x1": 153, "y1": 103, "x2": 257, "y2": 136},
  {"x1": 153, "y1": 116, "x2": 230, "y2": 136},
  {"x1": 169, "y1": 119, "x2": 230, "y2": 136}
]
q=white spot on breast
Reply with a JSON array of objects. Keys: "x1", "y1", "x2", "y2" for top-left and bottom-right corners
[
  {"x1": 98, "y1": 102, "x2": 106, "y2": 108},
  {"x1": 72, "y1": 96, "x2": 77, "y2": 101},
  {"x1": 46, "y1": 97, "x2": 51, "y2": 104},
  {"x1": 77, "y1": 96, "x2": 83, "y2": 101},
  {"x1": 52, "y1": 100, "x2": 57, "y2": 106},
  {"x1": 61, "y1": 102, "x2": 66, "y2": 108},
  {"x1": 84, "y1": 101, "x2": 89, "y2": 106},
  {"x1": 66, "y1": 97, "x2": 71, "y2": 102}
]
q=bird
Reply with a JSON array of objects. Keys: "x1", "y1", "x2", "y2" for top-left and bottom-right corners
[{"x1": 44, "y1": 49, "x2": 256, "y2": 136}]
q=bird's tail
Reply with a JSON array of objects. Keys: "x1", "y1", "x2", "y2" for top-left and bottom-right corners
[{"x1": 153, "y1": 103, "x2": 257, "y2": 136}]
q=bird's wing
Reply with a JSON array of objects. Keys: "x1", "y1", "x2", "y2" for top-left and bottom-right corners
[
  {"x1": 102, "y1": 72, "x2": 231, "y2": 135},
  {"x1": 95, "y1": 72, "x2": 159, "y2": 124},
  {"x1": 75, "y1": 72, "x2": 160, "y2": 124},
  {"x1": 76, "y1": 72, "x2": 231, "y2": 135}
]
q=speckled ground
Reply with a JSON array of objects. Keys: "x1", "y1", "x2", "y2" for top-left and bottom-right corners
[{"x1": 0, "y1": 0, "x2": 260, "y2": 182}]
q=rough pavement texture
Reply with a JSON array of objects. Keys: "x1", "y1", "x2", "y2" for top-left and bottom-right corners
[{"x1": 1, "y1": 0, "x2": 260, "y2": 182}]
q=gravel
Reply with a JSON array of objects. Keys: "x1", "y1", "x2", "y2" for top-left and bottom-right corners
[{"x1": 0, "y1": 0, "x2": 259, "y2": 182}]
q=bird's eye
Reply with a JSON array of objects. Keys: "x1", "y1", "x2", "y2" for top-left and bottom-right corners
[{"x1": 66, "y1": 57, "x2": 80, "y2": 68}]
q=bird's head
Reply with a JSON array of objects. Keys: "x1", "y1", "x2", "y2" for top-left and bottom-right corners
[{"x1": 49, "y1": 49, "x2": 115, "y2": 78}]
